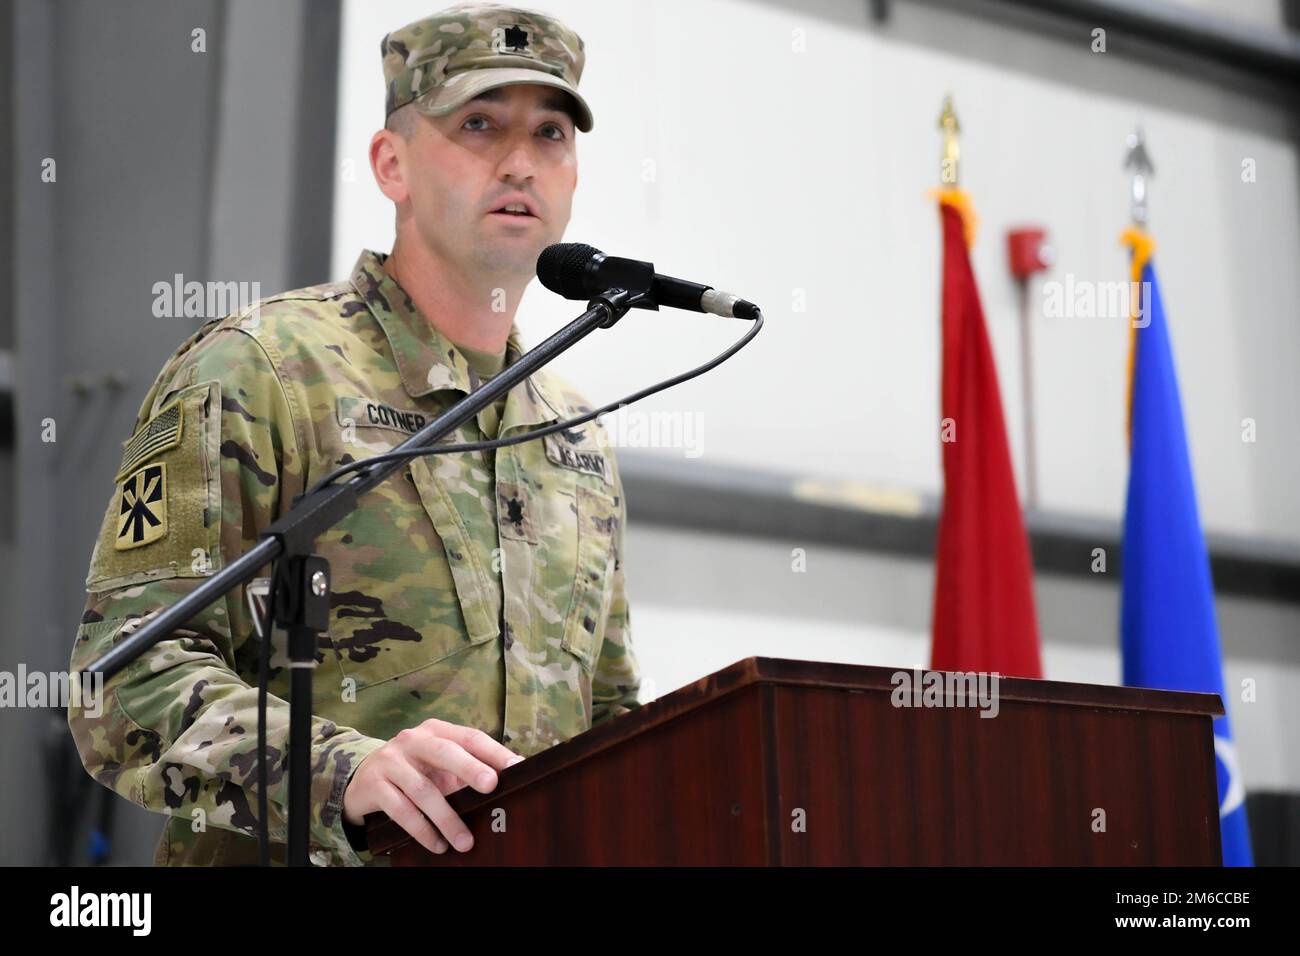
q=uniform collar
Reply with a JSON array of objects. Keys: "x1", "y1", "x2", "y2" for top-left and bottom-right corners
[{"x1": 350, "y1": 249, "x2": 569, "y2": 433}]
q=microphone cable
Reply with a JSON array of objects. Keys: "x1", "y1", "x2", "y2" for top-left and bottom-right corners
[{"x1": 305, "y1": 309, "x2": 763, "y2": 495}]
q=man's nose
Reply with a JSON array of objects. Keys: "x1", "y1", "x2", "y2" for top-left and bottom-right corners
[{"x1": 497, "y1": 129, "x2": 539, "y2": 181}]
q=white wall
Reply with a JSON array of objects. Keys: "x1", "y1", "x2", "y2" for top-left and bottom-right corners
[{"x1": 333, "y1": 1, "x2": 1300, "y2": 790}]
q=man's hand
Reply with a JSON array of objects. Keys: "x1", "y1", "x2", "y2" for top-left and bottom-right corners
[{"x1": 342, "y1": 718, "x2": 523, "y2": 855}]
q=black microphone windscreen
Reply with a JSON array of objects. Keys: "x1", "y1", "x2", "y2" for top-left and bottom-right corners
[{"x1": 537, "y1": 243, "x2": 602, "y2": 299}]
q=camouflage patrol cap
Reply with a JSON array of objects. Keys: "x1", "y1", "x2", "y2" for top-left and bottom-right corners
[{"x1": 382, "y1": 3, "x2": 594, "y2": 133}]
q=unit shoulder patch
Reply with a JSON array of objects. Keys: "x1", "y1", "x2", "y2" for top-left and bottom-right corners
[{"x1": 115, "y1": 461, "x2": 168, "y2": 550}]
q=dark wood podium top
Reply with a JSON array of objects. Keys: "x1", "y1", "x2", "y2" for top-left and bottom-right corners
[{"x1": 366, "y1": 657, "x2": 1224, "y2": 859}]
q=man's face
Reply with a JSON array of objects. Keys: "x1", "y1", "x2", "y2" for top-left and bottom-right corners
[{"x1": 393, "y1": 83, "x2": 579, "y2": 282}]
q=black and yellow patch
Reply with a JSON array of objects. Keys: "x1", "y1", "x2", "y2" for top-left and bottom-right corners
[
  {"x1": 86, "y1": 381, "x2": 222, "y2": 592},
  {"x1": 114, "y1": 462, "x2": 168, "y2": 550}
]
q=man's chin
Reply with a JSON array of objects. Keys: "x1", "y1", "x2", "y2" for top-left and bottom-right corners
[{"x1": 476, "y1": 236, "x2": 551, "y2": 277}]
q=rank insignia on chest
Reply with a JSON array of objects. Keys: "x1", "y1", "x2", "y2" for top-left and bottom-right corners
[{"x1": 115, "y1": 462, "x2": 168, "y2": 550}]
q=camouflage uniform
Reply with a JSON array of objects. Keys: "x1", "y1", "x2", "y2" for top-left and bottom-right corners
[{"x1": 67, "y1": 247, "x2": 640, "y2": 865}]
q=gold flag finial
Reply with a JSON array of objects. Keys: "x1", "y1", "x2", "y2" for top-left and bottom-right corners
[{"x1": 938, "y1": 93, "x2": 961, "y2": 187}]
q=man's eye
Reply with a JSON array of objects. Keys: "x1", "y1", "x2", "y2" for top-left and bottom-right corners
[{"x1": 462, "y1": 115, "x2": 565, "y2": 139}]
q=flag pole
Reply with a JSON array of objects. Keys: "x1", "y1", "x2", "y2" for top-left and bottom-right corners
[
  {"x1": 1013, "y1": 261, "x2": 1040, "y2": 510},
  {"x1": 936, "y1": 94, "x2": 1040, "y2": 508},
  {"x1": 1122, "y1": 127, "x2": 1156, "y2": 444}
]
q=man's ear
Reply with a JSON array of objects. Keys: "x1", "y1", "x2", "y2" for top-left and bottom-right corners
[{"x1": 370, "y1": 128, "x2": 409, "y2": 204}]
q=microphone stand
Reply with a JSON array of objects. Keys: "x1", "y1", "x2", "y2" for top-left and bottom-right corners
[{"x1": 81, "y1": 288, "x2": 646, "y2": 866}]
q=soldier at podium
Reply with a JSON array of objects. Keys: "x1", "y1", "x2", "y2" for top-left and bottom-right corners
[{"x1": 67, "y1": 3, "x2": 641, "y2": 867}]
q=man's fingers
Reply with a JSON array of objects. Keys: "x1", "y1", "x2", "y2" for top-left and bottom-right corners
[
  {"x1": 408, "y1": 731, "x2": 500, "y2": 795},
  {"x1": 435, "y1": 769, "x2": 468, "y2": 795},
  {"x1": 438, "y1": 722, "x2": 523, "y2": 774},
  {"x1": 376, "y1": 782, "x2": 447, "y2": 856},
  {"x1": 390, "y1": 758, "x2": 475, "y2": 853}
]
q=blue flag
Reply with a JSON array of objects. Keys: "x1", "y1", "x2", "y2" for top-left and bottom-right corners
[{"x1": 1120, "y1": 244, "x2": 1253, "y2": 866}]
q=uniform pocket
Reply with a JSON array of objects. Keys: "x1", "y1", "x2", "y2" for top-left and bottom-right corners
[
  {"x1": 321, "y1": 459, "x2": 494, "y2": 691},
  {"x1": 560, "y1": 483, "x2": 618, "y2": 672},
  {"x1": 306, "y1": 394, "x2": 498, "y2": 691}
]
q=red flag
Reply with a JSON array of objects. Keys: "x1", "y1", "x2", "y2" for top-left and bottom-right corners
[{"x1": 931, "y1": 197, "x2": 1042, "y2": 677}]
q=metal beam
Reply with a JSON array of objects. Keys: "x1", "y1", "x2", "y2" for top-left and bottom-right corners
[
  {"x1": 900, "y1": 0, "x2": 1300, "y2": 85},
  {"x1": 619, "y1": 452, "x2": 1300, "y2": 605}
]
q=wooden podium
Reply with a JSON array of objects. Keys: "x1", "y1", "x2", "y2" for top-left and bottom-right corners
[{"x1": 365, "y1": 657, "x2": 1223, "y2": 865}]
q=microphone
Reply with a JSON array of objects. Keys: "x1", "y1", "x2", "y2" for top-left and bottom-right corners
[{"x1": 536, "y1": 243, "x2": 760, "y2": 320}]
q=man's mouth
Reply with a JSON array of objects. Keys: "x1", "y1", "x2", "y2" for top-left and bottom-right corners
[{"x1": 489, "y1": 199, "x2": 538, "y2": 219}]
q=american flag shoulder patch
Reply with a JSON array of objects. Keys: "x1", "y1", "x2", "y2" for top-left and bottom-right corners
[{"x1": 115, "y1": 400, "x2": 183, "y2": 481}]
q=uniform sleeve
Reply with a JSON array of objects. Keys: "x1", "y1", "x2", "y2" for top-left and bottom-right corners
[
  {"x1": 67, "y1": 326, "x2": 385, "y2": 866},
  {"x1": 590, "y1": 448, "x2": 641, "y2": 726}
]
